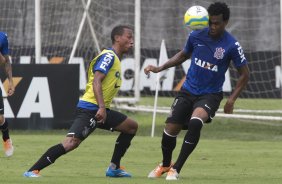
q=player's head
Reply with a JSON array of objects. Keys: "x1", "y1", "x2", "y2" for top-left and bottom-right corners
[
  {"x1": 207, "y1": 2, "x2": 230, "y2": 38},
  {"x1": 111, "y1": 25, "x2": 134, "y2": 53}
]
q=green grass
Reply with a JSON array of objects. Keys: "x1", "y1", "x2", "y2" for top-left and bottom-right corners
[
  {"x1": 1, "y1": 134, "x2": 282, "y2": 184},
  {"x1": 1, "y1": 98, "x2": 282, "y2": 183}
]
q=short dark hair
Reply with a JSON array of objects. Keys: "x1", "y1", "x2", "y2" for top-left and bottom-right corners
[
  {"x1": 207, "y1": 2, "x2": 230, "y2": 21},
  {"x1": 111, "y1": 25, "x2": 132, "y2": 44}
]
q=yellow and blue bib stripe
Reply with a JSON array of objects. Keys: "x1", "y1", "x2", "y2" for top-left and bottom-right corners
[{"x1": 78, "y1": 48, "x2": 122, "y2": 110}]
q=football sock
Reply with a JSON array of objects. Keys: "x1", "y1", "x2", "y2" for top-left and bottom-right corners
[
  {"x1": 28, "y1": 144, "x2": 66, "y2": 171},
  {"x1": 173, "y1": 118, "x2": 203, "y2": 173},
  {"x1": 161, "y1": 130, "x2": 177, "y2": 167},
  {"x1": 0, "y1": 120, "x2": 10, "y2": 141},
  {"x1": 111, "y1": 133, "x2": 135, "y2": 169}
]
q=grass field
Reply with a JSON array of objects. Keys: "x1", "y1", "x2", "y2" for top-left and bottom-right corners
[
  {"x1": 1, "y1": 98, "x2": 282, "y2": 183},
  {"x1": 1, "y1": 134, "x2": 282, "y2": 184}
]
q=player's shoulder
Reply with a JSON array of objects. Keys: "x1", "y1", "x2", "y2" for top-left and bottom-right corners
[
  {"x1": 189, "y1": 27, "x2": 208, "y2": 37},
  {"x1": 222, "y1": 31, "x2": 243, "y2": 50},
  {"x1": 98, "y1": 48, "x2": 116, "y2": 62},
  {"x1": 0, "y1": 32, "x2": 8, "y2": 44},
  {"x1": 101, "y1": 48, "x2": 116, "y2": 55},
  {"x1": 102, "y1": 49, "x2": 116, "y2": 58},
  {"x1": 223, "y1": 31, "x2": 238, "y2": 43},
  {"x1": 0, "y1": 31, "x2": 8, "y2": 38},
  {"x1": 187, "y1": 28, "x2": 208, "y2": 44}
]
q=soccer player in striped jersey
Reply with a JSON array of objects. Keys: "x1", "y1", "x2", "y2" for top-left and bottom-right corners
[
  {"x1": 0, "y1": 32, "x2": 15, "y2": 157},
  {"x1": 24, "y1": 25, "x2": 137, "y2": 178},
  {"x1": 144, "y1": 2, "x2": 249, "y2": 180}
]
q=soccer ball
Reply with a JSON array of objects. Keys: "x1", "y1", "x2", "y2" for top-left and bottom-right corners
[{"x1": 184, "y1": 5, "x2": 209, "y2": 30}]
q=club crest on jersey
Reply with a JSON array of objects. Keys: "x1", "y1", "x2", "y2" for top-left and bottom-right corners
[{"x1": 214, "y1": 47, "x2": 225, "y2": 59}]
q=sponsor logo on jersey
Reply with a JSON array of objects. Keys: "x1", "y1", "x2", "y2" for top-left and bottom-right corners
[
  {"x1": 195, "y1": 57, "x2": 218, "y2": 72},
  {"x1": 114, "y1": 83, "x2": 121, "y2": 88},
  {"x1": 235, "y1": 42, "x2": 246, "y2": 63},
  {"x1": 100, "y1": 52, "x2": 114, "y2": 71}
]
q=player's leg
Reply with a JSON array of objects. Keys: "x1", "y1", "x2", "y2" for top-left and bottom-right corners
[
  {"x1": 24, "y1": 108, "x2": 97, "y2": 177},
  {"x1": 111, "y1": 117, "x2": 138, "y2": 169},
  {"x1": 147, "y1": 123, "x2": 182, "y2": 178},
  {"x1": 166, "y1": 110, "x2": 205, "y2": 180},
  {"x1": 24, "y1": 142, "x2": 68, "y2": 177},
  {"x1": 0, "y1": 115, "x2": 14, "y2": 157},
  {"x1": 167, "y1": 93, "x2": 223, "y2": 180},
  {"x1": 0, "y1": 90, "x2": 13, "y2": 157},
  {"x1": 148, "y1": 92, "x2": 194, "y2": 178},
  {"x1": 98, "y1": 110, "x2": 137, "y2": 177}
]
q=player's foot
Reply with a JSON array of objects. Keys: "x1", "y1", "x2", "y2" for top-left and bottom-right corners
[
  {"x1": 166, "y1": 168, "x2": 179, "y2": 180},
  {"x1": 106, "y1": 166, "x2": 132, "y2": 177},
  {"x1": 3, "y1": 139, "x2": 14, "y2": 157},
  {"x1": 148, "y1": 163, "x2": 172, "y2": 178},
  {"x1": 23, "y1": 170, "x2": 41, "y2": 178}
]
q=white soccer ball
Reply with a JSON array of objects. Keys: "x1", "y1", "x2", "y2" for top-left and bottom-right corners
[{"x1": 184, "y1": 5, "x2": 209, "y2": 30}]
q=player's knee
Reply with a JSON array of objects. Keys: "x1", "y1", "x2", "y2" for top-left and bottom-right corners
[
  {"x1": 164, "y1": 123, "x2": 182, "y2": 136},
  {"x1": 118, "y1": 119, "x2": 138, "y2": 134},
  {"x1": 127, "y1": 120, "x2": 138, "y2": 134},
  {"x1": 188, "y1": 117, "x2": 203, "y2": 133},
  {"x1": 0, "y1": 115, "x2": 4, "y2": 125},
  {"x1": 62, "y1": 137, "x2": 81, "y2": 152},
  {"x1": 133, "y1": 120, "x2": 138, "y2": 131}
]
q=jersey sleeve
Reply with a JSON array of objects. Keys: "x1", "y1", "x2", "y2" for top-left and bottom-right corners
[
  {"x1": 183, "y1": 32, "x2": 194, "y2": 55},
  {"x1": 93, "y1": 52, "x2": 115, "y2": 75},
  {"x1": 230, "y1": 41, "x2": 247, "y2": 67},
  {"x1": 0, "y1": 33, "x2": 9, "y2": 55}
]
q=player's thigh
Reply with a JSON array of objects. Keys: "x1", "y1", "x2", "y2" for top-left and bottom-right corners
[
  {"x1": 97, "y1": 109, "x2": 128, "y2": 132},
  {"x1": 67, "y1": 108, "x2": 97, "y2": 141},
  {"x1": 191, "y1": 107, "x2": 209, "y2": 122},
  {"x1": 166, "y1": 92, "x2": 195, "y2": 122},
  {"x1": 114, "y1": 117, "x2": 138, "y2": 134},
  {"x1": 193, "y1": 92, "x2": 223, "y2": 123},
  {"x1": 165, "y1": 92, "x2": 195, "y2": 133}
]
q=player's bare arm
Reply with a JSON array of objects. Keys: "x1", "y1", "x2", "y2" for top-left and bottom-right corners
[
  {"x1": 224, "y1": 65, "x2": 249, "y2": 114},
  {"x1": 93, "y1": 71, "x2": 107, "y2": 123},
  {"x1": 0, "y1": 52, "x2": 5, "y2": 65},
  {"x1": 4, "y1": 55, "x2": 14, "y2": 96},
  {"x1": 144, "y1": 49, "x2": 190, "y2": 75}
]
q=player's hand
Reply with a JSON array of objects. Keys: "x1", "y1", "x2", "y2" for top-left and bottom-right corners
[
  {"x1": 144, "y1": 65, "x2": 159, "y2": 76},
  {"x1": 7, "y1": 83, "x2": 15, "y2": 96},
  {"x1": 95, "y1": 107, "x2": 107, "y2": 123},
  {"x1": 224, "y1": 100, "x2": 234, "y2": 114}
]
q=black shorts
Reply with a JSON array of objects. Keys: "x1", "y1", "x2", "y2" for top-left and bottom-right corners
[
  {"x1": 0, "y1": 89, "x2": 4, "y2": 115},
  {"x1": 166, "y1": 90, "x2": 223, "y2": 129},
  {"x1": 67, "y1": 108, "x2": 127, "y2": 140}
]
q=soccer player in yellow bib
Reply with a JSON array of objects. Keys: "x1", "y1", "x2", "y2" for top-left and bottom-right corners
[{"x1": 24, "y1": 25, "x2": 138, "y2": 178}]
